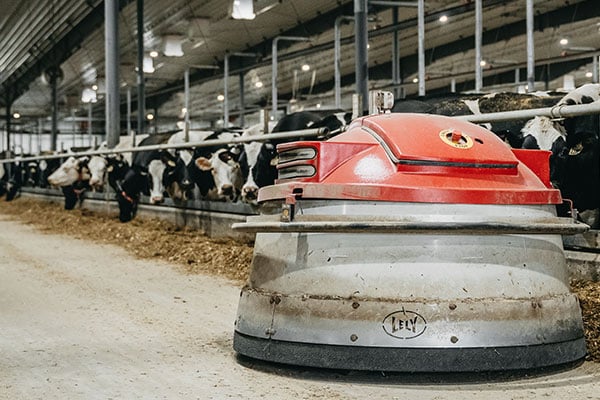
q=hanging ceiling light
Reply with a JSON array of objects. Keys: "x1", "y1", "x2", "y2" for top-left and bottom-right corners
[
  {"x1": 230, "y1": 0, "x2": 255, "y2": 20},
  {"x1": 162, "y1": 35, "x2": 184, "y2": 57},
  {"x1": 143, "y1": 55, "x2": 155, "y2": 73},
  {"x1": 81, "y1": 88, "x2": 97, "y2": 103}
]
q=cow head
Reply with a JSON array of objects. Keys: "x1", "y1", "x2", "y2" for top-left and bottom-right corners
[
  {"x1": 194, "y1": 148, "x2": 243, "y2": 201},
  {"x1": 106, "y1": 154, "x2": 130, "y2": 192},
  {"x1": 162, "y1": 150, "x2": 195, "y2": 202},
  {"x1": 47, "y1": 156, "x2": 91, "y2": 187},
  {"x1": 115, "y1": 168, "x2": 141, "y2": 222},
  {"x1": 147, "y1": 159, "x2": 167, "y2": 204},
  {"x1": 88, "y1": 155, "x2": 108, "y2": 190},
  {"x1": 25, "y1": 161, "x2": 39, "y2": 187},
  {"x1": 520, "y1": 116, "x2": 565, "y2": 151},
  {"x1": 240, "y1": 142, "x2": 278, "y2": 204}
]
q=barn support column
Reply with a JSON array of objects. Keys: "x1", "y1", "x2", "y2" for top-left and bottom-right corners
[
  {"x1": 239, "y1": 72, "x2": 245, "y2": 127},
  {"x1": 105, "y1": 0, "x2": 120, "y2": 148},
  {"x1": 89, "y1": 102, "x2": 94, "y2": 147},
  {"x1": 224, "y1": 52, "x2": 256, "y2": 128},
  {"x1": 184, "y1": 68, "x2": 190, "y2": 138},
  {"x1": 334, "y1": 15, "x2": 354, "y2": 109},
  {"x1": 224, "y1": 56, "x2": 230, "y2": 128},
  {"x1": 392, "y1": 7, "x2": 401, "y2": 99},
  {"x1": 593, "y1": 55, "x2": 599, "y2": 84},
  {"x1": 126, "y1": 87, "x2": 132, "y2": 142},
  {"x1": 354, "y1": 0, "x2": 369, "y2": 114},
  {"x1": 417, "y1": 0, "x2": 425, "y2": 96},
  {"x1": 37, "y1": 118, "x2": 42, "y2": 154},
  {"x1": 475, "y1": 0, "x2": 482, "y2": 92},
  {"x1": 136, "y1": 0, "x2": 145, "y2": 139},
  {"x1": 50, "y1": 72, "x2": 58, "y2": 151},
  {"x1": 526, "y1": 0, "x2": 535, "y2": 92},
  {"x1": 4, "y1": 100, "x2": 11, "y2": 155},
  {"x1": 272, "y1": 37, "x2": 310, "y2": 118}
]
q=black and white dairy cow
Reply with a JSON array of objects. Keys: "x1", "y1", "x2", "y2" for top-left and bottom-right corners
[
  {"x1": 189, "y1": 129, "x2": 245, "y2": 201},
  {"x1": 47, "y1": 155, "x2": 92, "y2": 209},
  {"x1": 0, "y1": 162, "x2": 6, "y2": 198},
  {"x1": 239, "y1": 111, "x2": 351, "y2": 204},
  {"x1": 518, "y1": 84, "x2": 600, "y2": 224},
  {"x1": 116, "y1": 133, "x2": 173, "y2": 222},
  {"x1": 2, "y1": 159, "x2": 25, "y2": 201},
  {"x1": 160, "y1": 130, "x2": 214, "y2": 203},
  {"x1": 82, "y1": 135, "x2": 151, "y2": 193}
]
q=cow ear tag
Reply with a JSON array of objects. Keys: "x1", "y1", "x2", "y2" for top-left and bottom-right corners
[
  {"x1": 107, "y1": 165, "x2": 114, "y2": 172},
  {"x1": 167, "y1": 159, "x2": 176, "y2": 167}
]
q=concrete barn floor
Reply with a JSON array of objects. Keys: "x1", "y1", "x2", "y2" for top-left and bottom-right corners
[{"x1": 1, "y1": 215, "x2": 600, "y2": 400}]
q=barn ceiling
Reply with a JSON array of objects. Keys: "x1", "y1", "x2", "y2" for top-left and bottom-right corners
[{"x1": 1, "y1": 0, "x2": 599, "y2": 134}]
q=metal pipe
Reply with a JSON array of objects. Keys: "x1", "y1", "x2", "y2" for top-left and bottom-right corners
[
  {"x1": 355, "y1": 0, "x2": 369, "y2": 115},
  {"x1": 105, "y1": 0, "x2": 120, "y2": 149},
  {"x1": 51, "y1": 74, "x2": 58, "y2": 151},
  {"x1": 335, "y1": 15, "x2": 354, "y2": 109},
  {"x1": 526, "y1": 0, "x2": 535, "y2": 92},
  {"x1": 184, "y1": 68, "x2": 190, "y2": 138},
  {"x1": 37, "y1": 118, "x2": 42, "y2": 154},
  {"x1": 0, "y1": 127, "x2": 329, "y2": 164},
  {"x1": 593, "y1": 55, "x2": 599, "y2": 84},
  {"x1": 223, "y1": 53, "x2": 256, "y2": 128},
  {"x1": 475, "y1": 0, "x2": 482, "y2": 92},
  {"x1": 369, "y1": 1, "x2": 418, "y2": 6},
  {"x1": 71, "y1": 109, "x2": 76, "y2": 148},
  {"x1": 4, "y1": 101, "x2": 10, "y2": 155},
  {"x1": 455, "y1": 100, "x2": 600, "y2": 124},
  {"x1": 136, "y1": 0, "x2": 145, "y2": 138},
  {"x1": 224, "y1": 55, "x2": 230, "y2": 128},
  {"x1": 232, "y1": 219, "x2": 587, "y2": 235},
  {"x1": 239, "y1": 72, "x2": 245, "y2": 126},
  {"x1": 417, "y1": 0, "x2": 425, "y2": 96},
  {"x1": 126, "y1": 87, "x2": 131, "y2": 138},
  {"x1": 28, "y1": 125, "x2": 32, "y2": 154},
  {"x1": 392, "y1": 8, "x2": 401, "y2": 100},
  {"x1": 272, "y1": 36, "x2": 311, "y2": 117},
  {"x1": 89, "y1": 102, "x2": 93, "y2": 139}
]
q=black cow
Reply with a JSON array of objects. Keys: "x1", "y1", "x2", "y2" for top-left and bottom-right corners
[
  {"x1": 116, "y1": 133, "x2": 173, "y2": 222},
  {"x1": 3, "y1": 160, "x2": 24, "y2": 201},
  {"x1": 561, "y1": 129, "x2": 600, "y2": 228},
  {"x1": 239, "y1": 111, "x2": 351, "y2": 204},
  {"x1": 37, "y1": 158, "x2": 62, "y2": 188},
  {"x1": 0, "y1": 162, "x2": 6, "y2": 198},
  {"x1": 188, "y1": 129, "x2": 244, "y2": 201}
]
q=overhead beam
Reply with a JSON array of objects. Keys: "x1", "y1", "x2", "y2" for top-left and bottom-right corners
[
  {"x1": 301, "y1": 0, "x2": 600, "y2": 101},
  {"x1": 0, "y1": 0, "x2": 135, "y2": 108},
  {"x1": 146, "y1": 0, "x2": 599, "y2": 113}
]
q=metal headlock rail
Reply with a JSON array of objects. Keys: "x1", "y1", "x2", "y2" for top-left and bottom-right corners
[
  {"x1": 0, "y1": 127, "x2": 329, "y2": 164},
  {"x1": 3, "y1": 99, "x2": 600, "y2": 165},
  {"x1": 455, "y1": 99, "x2": 600, "y2": 123}
]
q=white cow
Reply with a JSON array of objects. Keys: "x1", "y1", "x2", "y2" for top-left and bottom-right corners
[
  {"x1": 86, "y1": 135, "x2": 150, "y2": 190},
  {"x1": 521, "y1": 83, "x2": 600, "y2": 150},
  {"x1": 47, "y1": 156, "x2": 91, "y2": 187}
]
